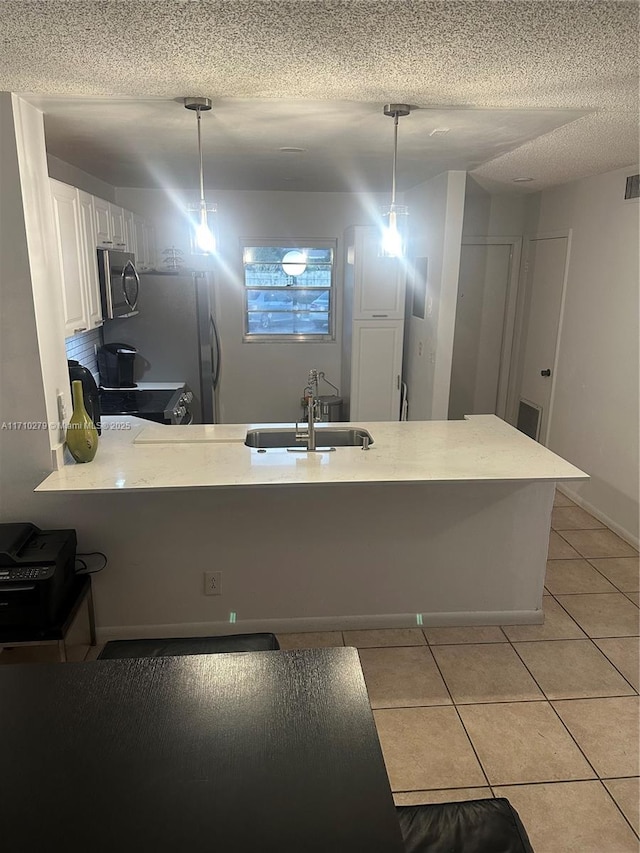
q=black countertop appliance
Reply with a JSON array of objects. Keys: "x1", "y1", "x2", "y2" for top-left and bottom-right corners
[
  {"x1": 97, "y1": 342, "x2": 137, "y2": 389},
  {"x1": 68, "y1": 359, "x2": 101, "y2": 434},
  {"x1": 0, "y1": 523, "x2": 77, "y2": 633}
]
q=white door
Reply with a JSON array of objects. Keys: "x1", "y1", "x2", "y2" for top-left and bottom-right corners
[
  {"x1": 78, "y1": 191, "x2": 102, "y2": 329},
  {"x1": 350, "y1": 321, "x2": 403, "y2": 421},
  {"x1": 449, "y1": 243, "x2": 513, "y2": 419},
  {"x1": 518, "y1": 236, "x2": 568, "y2": 443}
]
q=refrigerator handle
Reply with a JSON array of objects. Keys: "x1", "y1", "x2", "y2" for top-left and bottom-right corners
[{"x1": 210, "y1": 314, "x2": 221, "y2": 389}]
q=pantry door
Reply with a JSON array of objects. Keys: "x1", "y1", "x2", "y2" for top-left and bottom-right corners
[{"x1": 516, "y1": 234, "x2": 570, "y2": 444}]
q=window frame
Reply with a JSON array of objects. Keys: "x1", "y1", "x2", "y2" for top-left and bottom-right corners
[{"x1": 241, "y1": 238, "x2": 337, "y2": 343}]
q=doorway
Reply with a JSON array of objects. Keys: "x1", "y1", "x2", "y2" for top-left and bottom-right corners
[
  {"x1": 449, "y1": 237, "x2": 522, "y2": 420},
  {"x1": 508, "y1": 233, "x2": 571, "y2": 445}
]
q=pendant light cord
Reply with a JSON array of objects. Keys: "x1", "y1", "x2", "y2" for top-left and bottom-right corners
[
  {"x1": 391, "y1": 112, "x2": 399, "y2": 208},
  {"x1": 196, "y1": 107, "x2": 206, "y2": 218}
]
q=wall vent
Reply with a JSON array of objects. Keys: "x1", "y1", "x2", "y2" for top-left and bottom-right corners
[
  {"x1": 517, "y1": 399, "x2": 542, "y2": 441},
  {"x1": 624, "y1": 174, "x2": 640, "y2": 200}
]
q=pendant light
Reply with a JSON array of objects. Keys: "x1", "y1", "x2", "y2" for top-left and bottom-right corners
[
  {"x1": 380, "y1": 103, "x2": 411, "y2": 259},
  {"x1": 184, "y1": 97, "x2": 217, "y2": 255}
]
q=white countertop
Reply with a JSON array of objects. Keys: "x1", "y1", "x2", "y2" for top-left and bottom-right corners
[{"x1": 35, "y1": 415, "x2": 588, "y2": 494}]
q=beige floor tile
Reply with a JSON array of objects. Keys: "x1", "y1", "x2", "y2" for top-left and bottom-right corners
[
  {"x1": 594, "y1": 638, "x2": 639, "y2": 690},
  {"x1": 374, "y1": 706, "x2": 486, "y2": 791},
  {"x1": 0, "y1": 645, "x2": 62, "y2": 664},
  {"x1": 343, "y1": 628, "x2": 426, "y2": 648},
  {"x1": 555, "y1": 593, "x2": 640, "y2": 638},
  {"x1": 589, "y1": 557, "x2": 640, "y2": 593},
  {"x1": 548, "y1": 530, "x2": 581, "y2": 559},
  {"x1": 359, "y1": 646, "x2": 451, "y2": 709},
  {"x1": 553, "y1": 696, "x2": 640, "y2": 778},
  {"x1": 276, "y1": 631, "x2": 343, "y2": 650},
  {"x1": 552, "y1": 506, "x2": 606, "y2": 530},
  {"x1": 554, "y1": 490, "x2": 576, "y2": 507},
  {"x1": 514, "y1": 639, "x2": 636, "y2": 700},
  {"x1": 459, "y1": 701, "x2": 595, "y2": 785},
  {"x1": 560, "y1": 529, "x2": 638, "y2": 559},
  {"x1": 84, "y1": 644, "x2": 104, "y2": 661},
  {"x1": 423, "y1": 625, "x2": 507, "y2": 645},
  {"x1": 393, "y1": 788, "x2": 493, "y2": 806},
  {"x1": 626, "y1": 592, "x2": 640, "y2": 606},
  {"x1": 502, "y1": 597, "x2": 586, "y2": 641},
  {"x1": 493, "y1": 781, "x2": 639, "y2": 853},
  {"x1": 544, "y1": 559, "x2": 618, "y2": 595},
  {"x1": 431, "y1": 643, "x2": 543, "y2": 704},
  {"x1": 603, "y1": 778, "x2": 640, "y2": 834}
]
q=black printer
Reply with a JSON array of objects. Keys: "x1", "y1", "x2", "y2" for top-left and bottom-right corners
[{"x1": 0, "y1": 523, "x2": 77, "y2": 632}]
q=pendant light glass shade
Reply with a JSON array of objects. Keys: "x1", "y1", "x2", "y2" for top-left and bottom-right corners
[
  {"x1": 184, "y1": 97, "x2": 217, "y2": 256},
  {"x1": 380, "y1": 104, "x2": 411, "y2": 259}
]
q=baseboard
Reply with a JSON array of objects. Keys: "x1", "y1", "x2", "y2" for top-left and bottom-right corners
[
  {"x1": 556, "y1": 486, "x2": 639, "y2": 550},
  {"x1": 96, "y1": 609, "x2": 544, "y2": 642}
]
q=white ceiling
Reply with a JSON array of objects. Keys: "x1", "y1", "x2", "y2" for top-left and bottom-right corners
[{"x1": 3, "y1": 1, "x2": 639, "y2": 194}]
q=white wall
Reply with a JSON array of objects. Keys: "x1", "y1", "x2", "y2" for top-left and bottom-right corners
[
  {"x1": 116, "y1": 187, "x2": 386, "y2": 423},
  {"x1": 524, "y1": 165, "x2": 639, "y2": 544},
  {"x1": 0, "y1": 93, "x2": 60, "y2": 518},
  {"x1": 403, "y1": 171, "x2": 466, "y2": 420}
]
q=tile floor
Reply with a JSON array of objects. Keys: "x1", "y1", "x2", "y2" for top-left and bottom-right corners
[{"x1": 1, "y1": 490, "x2": 638, "y2": 851}]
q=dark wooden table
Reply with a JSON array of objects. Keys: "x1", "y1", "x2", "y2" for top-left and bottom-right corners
[{"x1": 0, "y1": 647, "x2": 404, "y2": 852}]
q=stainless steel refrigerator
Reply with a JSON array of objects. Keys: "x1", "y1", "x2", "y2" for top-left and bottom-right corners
[{"x1": 102, "y1": 271, "x2": 220, "y2": 423}]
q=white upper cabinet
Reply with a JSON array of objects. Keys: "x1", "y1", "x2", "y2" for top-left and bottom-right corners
[
  {"x1": 50, "y1": 179, "x2": 87, "y2": 336},
  {"x1": 109, "y1": 204, "x2": 127, "y2": 250},
  {"x1": 132, "y1": 214, "x2": 156, "y2": 269},
  {"x1": 352, "y1": 226, "x2": 406, "y2": 320},
  {"x1": 94, "y1": 196, "x2": 112, "y2": 248},
  {"x1": 124, "y1": 208, "x2": 135, "y2": 255},
  {"x1": 77, "y1": 191, "x2": 103, "y2": 329}
]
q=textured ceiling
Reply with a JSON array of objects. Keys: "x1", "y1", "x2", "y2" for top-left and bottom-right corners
[{"x1": 2, "y1": 1, "x2": 639, "y2": 193}]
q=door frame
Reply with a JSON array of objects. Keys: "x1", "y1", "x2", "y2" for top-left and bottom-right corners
[
  {"x1": 506, "y1": 229, "x2": 573, "y2": 445},
  {"x1": 459, "y1": 235, "x2": 523, "y2": 419}
]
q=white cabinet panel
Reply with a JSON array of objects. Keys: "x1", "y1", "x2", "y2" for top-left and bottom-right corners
[
  {"x1": 78, "y1": 191, "x2": 102, "y2": 329},
  {"x1": 353, "y1": 226, "x2": 406, "y2": 320},
  {"x1": 133, "y1": 214, "x2": 146, "y2": 265},
  {"x1": 94, "y1": 197, "x2": 112, "y2": 247},
  {"x1": 50, "y1": 179, "x2": 87, "y2": 336},
  {"x1": 124, "y1": 208, "x2": 135, "y2": 254},
  {"x1": 350, "y1": 321, "x2": 403, "y2": 421},
  {"x1": 143, "y1": 222, "x2": 156, "y2": 269},
  {"x1": 109, "y1": 204, "x2": 126, "y2": 250}
]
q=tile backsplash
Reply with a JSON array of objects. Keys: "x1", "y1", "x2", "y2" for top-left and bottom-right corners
[{"x1": 65, "y1": 328, "x2": 102, "y2": 382}]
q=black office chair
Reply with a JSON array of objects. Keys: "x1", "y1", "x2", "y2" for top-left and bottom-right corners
[
  {"x1": 98, "y1": 632, "x2": 280, "y2": 659},
  {"x1": 396, "y1": 798, "x2": 534, "y2": 853}
]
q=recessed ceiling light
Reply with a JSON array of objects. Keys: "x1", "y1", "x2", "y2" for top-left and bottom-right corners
[
  {"x1": 279, "y1": 147, "x2": 307, "y2": 153},
  {"x1": 429, "y1": 127, "x2": 450, "y2": 136},
  {"x1": 513, "y1": 177, "x2": 534, "y2": 182}
]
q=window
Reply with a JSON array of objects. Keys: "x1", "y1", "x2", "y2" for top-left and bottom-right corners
[{"x1": 242, "y1": 243, "x2": 335, "y2": 341}]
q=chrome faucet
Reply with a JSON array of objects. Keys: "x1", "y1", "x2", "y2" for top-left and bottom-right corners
[{"x1": 297, "y1": 370, "x2": 319, "y2": 451}]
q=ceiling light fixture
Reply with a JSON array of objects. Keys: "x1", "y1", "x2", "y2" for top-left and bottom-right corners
[
  {"x1": 380, "y1": 103, "x2": 411, "y2": 259},
  {"x1": 184, "y1": 96, "x2": 217, "y2": 255}
]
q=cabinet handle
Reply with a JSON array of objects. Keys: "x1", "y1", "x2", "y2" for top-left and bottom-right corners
[
  {"x1": 93, "y1": 319, "x2": 102, "y2": 327},
  {"x1": 73, "y1": 327, "x2": 87, "y2": 334},
  {"x1": 103, "y1": 240, "x2": 113, "y2": 245},
  {"x1": 397, "y1": 375, "x2": 400, "y2": 389},
  {"x1": 372, "y1": 314, "x2": 388, "y2": 318}
]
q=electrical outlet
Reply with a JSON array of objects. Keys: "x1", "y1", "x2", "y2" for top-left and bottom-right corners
[{"x1": 204, "y1": 571, "x2": 222, "y2": 596}]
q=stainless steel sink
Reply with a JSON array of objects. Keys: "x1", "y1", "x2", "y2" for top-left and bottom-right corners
[{"x1": 245, "y1": 427, "x2": 374, "y2": 449}]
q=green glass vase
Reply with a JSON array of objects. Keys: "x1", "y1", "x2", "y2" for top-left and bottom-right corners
[{"x1": 66, "y1": 380, "x2": 98, "y2": 463}]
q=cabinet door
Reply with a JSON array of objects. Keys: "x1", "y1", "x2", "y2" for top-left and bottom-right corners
[
  {"x1": 109, "y1": 204, "x2": 126, "y2": 250},
  {"x1": 353, "y1": 226, "x2": 406, "y2": 320},
  {"x1": 94, "y1": 197, "x2": 112, "y2": 247},
  {"x1": 133, "y1": 215, "x2": 146, "y2": 267},
  {"x1": 50, "y1": 180, "x2": 87, "y2": 337},
  {"x1": 123, "y1": 208, "x2": 135, "y2": 254},
  {"x1": 78, "y1": 191, "x2": 102, "y2": 329},
  {"x1": 350, "y1": 321, "x2": 403, "y2": 421},
  {"x1": 143, "y1": 222, "x2": 156, "y2": 269}
]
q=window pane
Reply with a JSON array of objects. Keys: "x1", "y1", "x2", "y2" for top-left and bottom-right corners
[{"x1": 247, "y1": 311, "x2": 329, "y2": 335}]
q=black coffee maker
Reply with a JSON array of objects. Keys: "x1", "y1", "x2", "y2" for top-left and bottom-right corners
[
  {"x1": 97, "y1": 343, "x2": 137, "y2": 389},
  {"x1": 67, "y1": 360, "x2": 101, "y2": 434}
]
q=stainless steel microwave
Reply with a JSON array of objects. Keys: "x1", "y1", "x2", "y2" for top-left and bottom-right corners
[{"x1": 98, "y1": 249, "x2": 140, "y2": 319}]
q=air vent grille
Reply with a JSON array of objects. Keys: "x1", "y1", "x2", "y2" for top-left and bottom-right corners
[{"x1": 624, "y1": 174, "x2": 639, "y2": 200}]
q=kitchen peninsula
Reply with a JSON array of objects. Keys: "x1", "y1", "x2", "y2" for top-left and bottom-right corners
[{"x1": 36, "y1": 416, "x2": 587, "y2": 640}]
